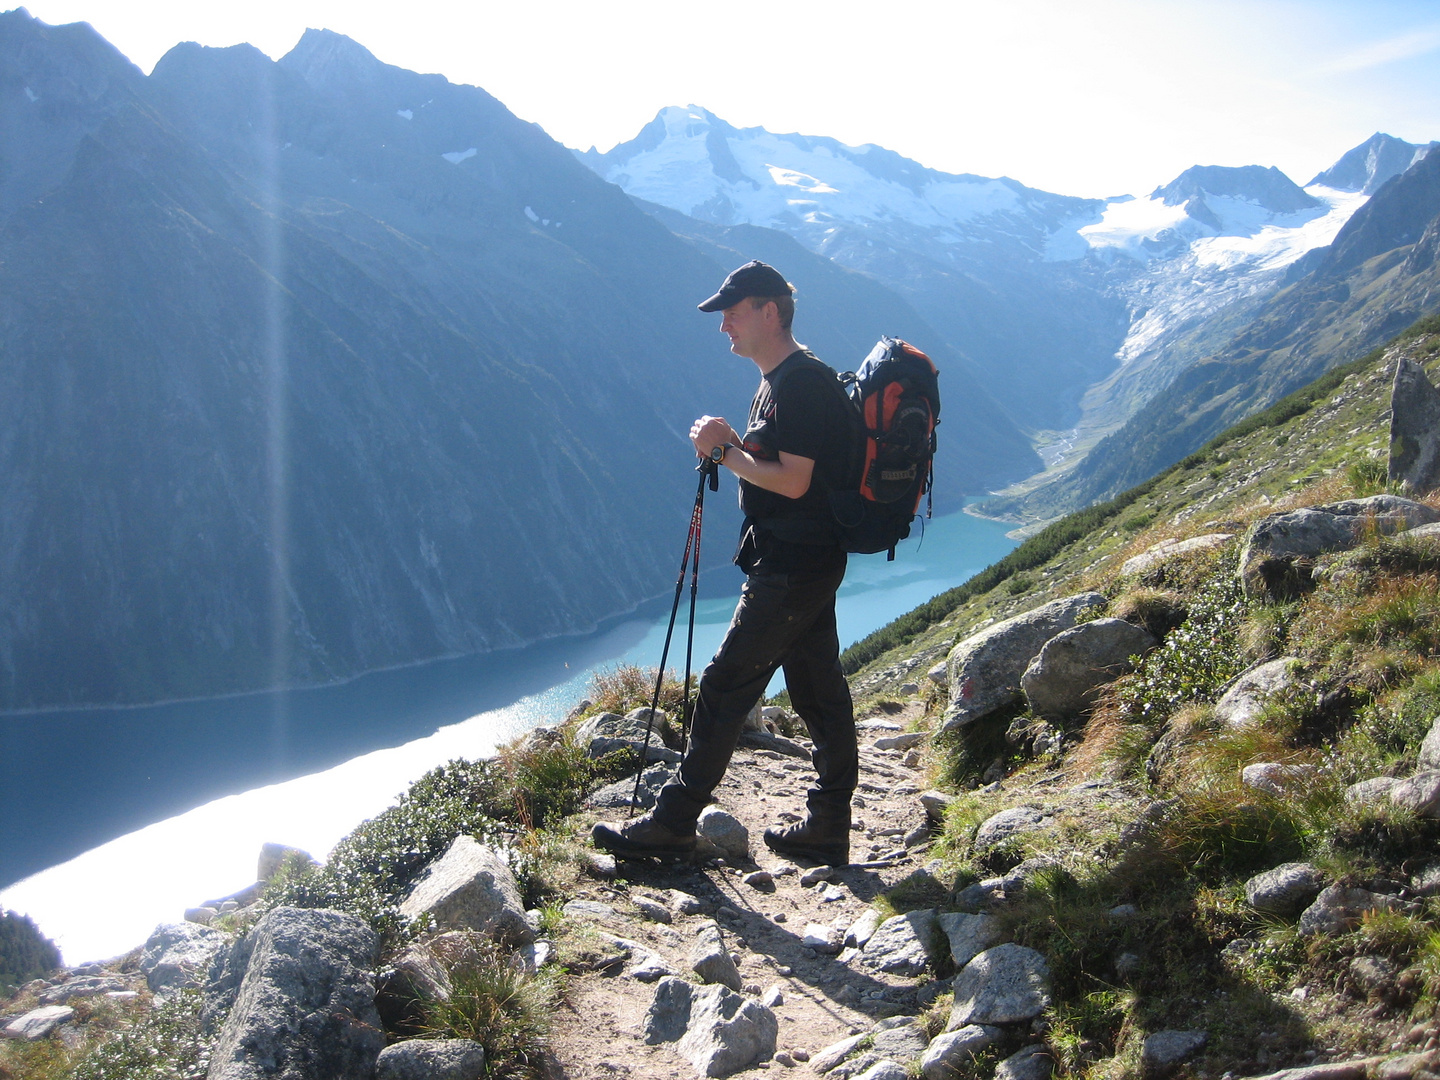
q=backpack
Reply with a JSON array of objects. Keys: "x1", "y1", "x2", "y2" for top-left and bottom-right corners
[{"x1": 829, "y1": 336, "x2": 941, "y2": 560}]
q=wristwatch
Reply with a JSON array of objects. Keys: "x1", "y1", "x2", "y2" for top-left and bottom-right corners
[{"x1": 709, "y1": 443, "x2": 731, "y2": 463}]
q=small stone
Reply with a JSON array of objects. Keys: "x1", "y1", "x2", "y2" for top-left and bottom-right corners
[
  {"x1": 563, "y1": 899, "x2": 617, "y2": 919},
  {"x1": 692, "y1": 921, "x2": 743, "y2": 990},
  {"x1": 852, "y1": 1059, "x2": 909, "y2": 1080},
  {"x1": 630, "y1": 951, "x2": 676, "y2": 983},
  {"x1": 1108, "y1": 904, "x2": 1138, "y2": 919},
  {"x1": 1242, "y1": 762, "x2": 1316, "y2": 796},
  {"x1": 375, "y1": 1038, "x2": 487, "y2": 1080},
  {"x1": 949, "y1": 943, "x2": 1052, "y2": 1026},
  {"x1": 2, "y1": 1006, "x2": 75, "y2": 1041},
  {"x1": 774, "y1": 1050, "x2": 796, "y2": 1068},
  {"x1": 1142, "y1": 1030, "x2": 1208, "y2": 1072},
  {"x1": 821, "y1": 885, "x2": 846, "y2": 903},
  {"x1": 1298, "y1": 884, "x2": 1401, "y2": 936},
  {"x1": 761, "y1": 985, "x2": 784, "y2": 1008},
  {"x1": 1115, "y1": 952, "x2": 1142, "y2": 977},
  {"x1": 921, "y1": 1025, "x2": 1002, "y2": 1080},
  {"x1": 845, "y1": 909, "x2": 883, "y2": 949},
  {"x1": 803, "y1": 924, "x2": 843, "y2": 954},
  {"x1": 919, "y1": 790, "x2": 954, "y2": 823},
  {"x1": 698, "y1": 806, "x2": 752, "y2": 862},
  {"x1": 875, "y1": 732, "x2": 924, "y2": 751},
  {"x1": 811, "y1": 1034, "x2": 866, "y2": 1073},
  {"x1": 974, "y1": 806, "x2": 1047, "y2": 851},
  {"x1": 870, "y1": 1021, "x2": 928, "y2": 1057},
  {"x1": 670, "y1": 889, "x2": 707, "y2": 915},
  {"x1": 634, "y1": 898, "x2": 673, "y2": 924},
  {"x1": 860, "y1": 909, "x2": 940, "y2": 976},
  {"x1": 994, "y1": 1044, "x2": 1053, "y2": 1080},
  {"x1": 743, "y1": 871, "x2": 775, "y2": 889},
  {"x1": 800, "y1": 865, "x2": 835, "y2": 886},
  {"x1": 1245, "y1": 863, "x2": 1326, "y2": 916},
  {"x1": 585, "y1": 852, "x2": 618, "y2": 879},
  {"x1": 937, "y1": 911, "x2": 1005, "y2": 969}
]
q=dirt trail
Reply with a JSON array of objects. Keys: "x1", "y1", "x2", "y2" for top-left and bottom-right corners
[{"x1": 550, "y1": 705, "x2": 941, "y2": 1078}]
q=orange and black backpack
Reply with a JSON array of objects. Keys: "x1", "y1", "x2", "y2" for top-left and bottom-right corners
[{"x1": 830, "y1": 336, "x2": 940, "y2": 559}]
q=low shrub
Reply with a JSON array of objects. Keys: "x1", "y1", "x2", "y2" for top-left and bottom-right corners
[{"x1": 68, "y1": 994, "x2": 204, "y2": 1080}]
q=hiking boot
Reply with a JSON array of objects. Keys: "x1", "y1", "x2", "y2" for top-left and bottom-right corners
[
  {"x1": 591, "y1": 814, "x2": 696, "y2": 861},
  {"x1": 763, "y1": 815, "x2": 849, "y2": 866}
]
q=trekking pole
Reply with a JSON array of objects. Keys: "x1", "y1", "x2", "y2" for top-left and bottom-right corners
[{"x1": 629, "y1": 458, "x2": 718, "y2": 816}]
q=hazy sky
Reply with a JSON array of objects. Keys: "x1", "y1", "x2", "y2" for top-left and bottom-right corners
[{"x1": 13, "y1": 0, "x2": 1440, "y2": 197}]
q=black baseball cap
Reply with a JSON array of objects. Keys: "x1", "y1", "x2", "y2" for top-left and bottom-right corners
[{"x1": 697, "y1": 260, "x2": 793, "y2": 312}]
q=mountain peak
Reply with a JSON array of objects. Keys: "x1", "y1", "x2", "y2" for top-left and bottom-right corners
[
  {"x1": 278, "y1": 28, "x2": 385, "y2": 90},
  {"x1": 1308, "y1": 132, "x2": 1438, "y2": 194},
  {"x1": 1150, "y1": 164, "x2": 1319, "y2": 216}
]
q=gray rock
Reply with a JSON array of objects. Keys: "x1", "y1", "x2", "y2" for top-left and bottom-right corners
[
  {"x1": 588, "y1": 763, "x2": 671, "y2": 810},
  {"x1": 870, "y1": 1021, "x2": 929, "y2": 1057},
  {"x1": 257, "y1": 842, "x2": 315, "y2": 882},
  {"x1": 1241, "y1": 763, "x2": 1316, "y2": 796},
  {"x1": 995, "y1": 1045, "x2": 1053, "y2": 1080},
  {"x1": 1240, "y1": 495, "x2": 1440, "y2": 596},
  {"x1": 670, "y1": 889, "x2": 708, "y2": 916},
  {"x1": 1021, "y1": 618, "x2": 1156, "y2": 718},
  {"x1": 375, "y1": 1039, "x2": 486, "y2": 1080},
  {"x1": 38, "y1": 975, "x2": 129, "y2": 1005},
  {"x1": 1391, "y1": 770, "x2": 1440, "y2": 816},
  {"x1": 1297, "y1": 885, "x2": 1402, "y2": 936},
  {"x1": 1245, "y1": 863, "x2": 1326, "y2": 916},
  {"x1": 630, "y1": 950, "x2": 677, "y2": 983},
  {"x1": 1142, "y1": 1030, "x2": 1208, "y2": 1072},
  {"x1": 563, "y1": 899, "x2": 617, "y2": 919},
  {"x1": 919, "y1": 790, "x2": 953, "y2": 823},
  {"x1": 1350, "y1": 954, "x2": 1399, "y2": 997},
  {"x1": 811, "y1": 1034, "x2": 866, "y2": 1073},
  {"x1": 921, "y1": 1025, "x2": 1002, "y2": 1079},
  {"x1": 1121, "y1": 534, "x2": 1234, "y2": 578},
  {"x1": 742, "y1": 871, "x2": 774, "y2": 889},
  {"x1": 1418, "y1": 715, "x2": 1440, "y2": 770},
  {"x1": 2, "y1": 1005, "x2": 74, "y2": 1040},
  {"x1": 1389, "y1": 356, "x2": 1440, "y2": 494},
  {"x1": 1115, "y1": 952, "x2": 1142, "y2": 977},
  {"x1": 644, "y1": 977, "x2": 778, "y2": 1077},
  {"x1": 800, "y1": 866, "x2": 835, "y2": 886},
  {"x1": 859, "y1": 908, "x2": 939, "y2": 976},
  {"x1": 803, "y1": 924, "x2": 843, "y2": 954},
  {"x1": 875, "y1": 732, "x2": 924, "y2": 751},
  {"x1": 385, "y1": 938, "x2": 453, "y2": 1003},
  {"x1": 942, "y1": 592, "x2": 1107, "y2": 729},
  {"x1": 974, "y1": 806, "x2": 1047, "y2": 851},
  {"x1": 949, "y1": 943, "x2": 1052, "y2": 1026},
  {"x1": 635, "y1": 897, "x2": 673, "y2": 923},
  {"x1": 139, "y1": 922, "x2": 231, "y2": 997},
  {"x1": 577, "y1": 708, "x2": 679, "y2": 762},
  {"x1": 205, "y1": 907, "x2": 384, "y2": 1080},
  {"x1": 1347, "y1": 776, "x2": 1401, "y2": 804},
  {"x1": 937, "y1": 911, "x2": 1005, "y2": 969},
  {"x1": 692, "y1": 921, "x2": 743, "y2": 991},
  {"x1": 399, "y1": 835, "x2": 533, "y2": 945},
  {"x1": 1412, "y1": 863, "x2": 1440, "y2": 896},
  {"x1": 698, "y1": 807, "x2": 751, "y2": 862},
  {"x1": 852, "y1": 1062, "x2": 909, "y2": 1080},
  {"x1": 844, "y1": 909, "x2": 883, "y2": 949},
  {"x1": 1214, "y1": 658, "x2": 1302, "y2": 729},
  {"x1": 185, "y1": 907, "x2": 218, "y2": 926}
]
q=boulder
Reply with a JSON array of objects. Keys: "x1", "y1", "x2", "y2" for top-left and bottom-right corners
[
  {"x1": 1389, "y1": 356, "x2": 1440, "y2": 494},
  {"x1": 1390, "y1": 770, "x2": 1440, "y2": 816},
  {"x1": 1418, "y1": 715, "x2": 1440, "y2": 770},
  {"x1": 936, "y1": 911, "x2": 1005, "y2": 969},
  {"x1": 399, "y1": 835, "x2": 533, "y2": 945},
  {"x1": 575, "y1": 709, "x2": 679, "y2": 762},
  {"x1": 1245, "y1": 863, "x2": 1326, "y2": 916},
  {"x1": 257, "y1": 842, "x2": 315, "y2": 882},
  {"x1": 973, "y1": 806, "x2": 1047, "y2": 851},
  {"x1": 2, "y1": 1005, "x2": 74, "y2": 1041},
  {"x1": 921, "y1": 1025, "x2": 1002, "y2": 1080},
  {"x1": 1347, "y1": 776, "x2": 1401, "y2": 804},
  {"x1": 995, "y1": 1045, "x2": 1054, "y2": 1080},
  {"x1": 870, "y1": 1020, "x2": 929, "y2": 1058},
  {"x1": 698, "y1": 807, "x2": 751, "y2": 862},
  {"x1": 140, "y1": 922, "x2": 231, "y2": 997},
  {"x1": 1121, "y1": 534, "x2": 1234, "y2": 578},
  {"x1": 691, "y1": 921, "x2": 743, "y2": 991},
  {"x1": 644, "y1": 977, "x2": 778, "y2": 1078},
  {"x1": 942, "y1": 592, "x2": 1107, "y2": 730},
  {"x1": 852, "y1": 1062, "x2": 909, "y2": 1080},
  {"x1": 948, "y1": 943, "x2": 1052, "y2": 1026},
  {"x1": 1297, "y1": 885, "x2": 1402, "y2": 937},
  {"x1": 1213, "y1": 658, "x2": 1302, "y2": 729},
  {"x1": 38, "y1": 975, "x2": 130, "y2": 1005},
  {"x1": 1239, "y1": 495, "x2": 1440, "y2": 597},
  {"x1": 1142, "y1": 1030, "x2": 1208, "y2": 1075},
  {"x1": 859, "y1": 908, "x2": 939, "y2": 976},
  {"x1": 375, "y1": 1039, "x2": 486, "y2": 1080},
  {"x1": 844, "y1": 909, "x2": 883, "y2": 949},
  {"x1": 205, "y1": 906, "x2": 384, "y2": 1080},
  {"x1": 1021, "y1": 618, "x2": 1157, "y2": 718},
  {"x1": 588, "y1": 763, "x2": 671, "y2": 810}
]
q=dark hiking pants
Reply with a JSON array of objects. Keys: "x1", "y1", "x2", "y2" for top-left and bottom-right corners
[{"x1": 652, "y1": 560, "x2": 857, "y2": 834}]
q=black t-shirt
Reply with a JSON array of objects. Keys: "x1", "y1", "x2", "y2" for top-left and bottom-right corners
[{"x1": 735, "y1": 349, "x2": 851, "y2": 574}]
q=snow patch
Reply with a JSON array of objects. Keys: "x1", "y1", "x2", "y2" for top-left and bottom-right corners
[
  {"x1": 524, "y1": 205, "x2": 539, "y2": 222},
  {"x1": 442, "y1": 147, "x2": 477, "y2": 164},
  {"x1": 24, "y1": 86, "x2": 38, "y2": 102},
  {"x1": 396, "y1": 109, "x2": 413, "y2": 120}
]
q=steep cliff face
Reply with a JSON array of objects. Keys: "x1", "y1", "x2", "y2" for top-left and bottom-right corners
[{"x1": 0, "y1": 18, "x2": 1035, "y2": 710}]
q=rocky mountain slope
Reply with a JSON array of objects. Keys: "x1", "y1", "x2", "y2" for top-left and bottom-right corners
[
  {"x1": 7, "y1": 320, "x2": 1440, "y2": 1080},
  {"x1": 0, "y1": 12, "x2": 1037, "y2": 710}
]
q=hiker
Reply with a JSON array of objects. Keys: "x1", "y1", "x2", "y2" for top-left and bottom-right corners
[{"x1": 593, "y1": 260, "x2": 858, "y2": 866}]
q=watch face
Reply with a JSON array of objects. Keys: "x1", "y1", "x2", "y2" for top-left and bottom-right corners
[{"x1": 711, "y1": 445, "x2": 725, "y2": 462}]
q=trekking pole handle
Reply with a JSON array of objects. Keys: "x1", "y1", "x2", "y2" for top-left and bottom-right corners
[{"x1": 697, "y1": 457, "x2": 720, "y2": 491}]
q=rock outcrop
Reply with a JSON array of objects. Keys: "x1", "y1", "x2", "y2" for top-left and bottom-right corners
[
  {"x1": 1021, "y1": 618, "x2": 1156, "y2": 718},
  {"x1": 398, "y1": 835, "x2": 534, "y2": 945},
  {"x1": 1389, "y1": 357, "x2": 1440, "y2": 493}
]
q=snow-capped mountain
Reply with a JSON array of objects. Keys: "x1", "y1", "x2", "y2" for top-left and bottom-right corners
[{"x1": 580, "y1": 110, "x2": 1429, "y2": 460}]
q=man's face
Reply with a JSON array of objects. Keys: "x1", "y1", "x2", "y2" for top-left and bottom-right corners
[{"x1": 719, "y1": 298, "x2": 771, "y2": 358}]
